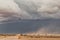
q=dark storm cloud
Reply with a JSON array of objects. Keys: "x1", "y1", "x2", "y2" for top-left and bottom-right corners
[
  {"x1": 0, "y1": 0, "x2": 60, "y2": 34},
  {"x1": 0, "y1": 19, "x2": 60, "y2": 34}
]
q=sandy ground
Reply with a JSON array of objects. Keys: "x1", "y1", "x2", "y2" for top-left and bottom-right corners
[{"x1": 0, "y1": 34, "x2": 60, "y2": 40}]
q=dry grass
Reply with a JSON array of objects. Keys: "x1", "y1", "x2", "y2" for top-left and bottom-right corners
[{"x1": 0, "y1": 34, "x2": 60, "y2": 40}]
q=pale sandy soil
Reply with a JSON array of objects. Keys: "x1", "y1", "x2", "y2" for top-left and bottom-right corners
[{"x1": 0, "y1": 34, "x2": 60, "y2": 40}]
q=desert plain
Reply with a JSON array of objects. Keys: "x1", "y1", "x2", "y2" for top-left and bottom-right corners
[{"x1": 0, "y1": 34, "x2": 60, "y2": 40}]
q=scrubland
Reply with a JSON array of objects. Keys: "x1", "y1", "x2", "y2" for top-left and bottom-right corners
[{"x1": 0, "y1": 34, "x2": 60, "y2": 40}]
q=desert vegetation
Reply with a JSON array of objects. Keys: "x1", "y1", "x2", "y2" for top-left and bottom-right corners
[{"x1": 0, "y1": 34, "x2": 60, "y2": 40}]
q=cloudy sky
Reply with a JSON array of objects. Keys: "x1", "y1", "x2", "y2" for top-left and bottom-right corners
[
  {"x1": 1, "y1": 0, "x2": 60, "y2": 21},
  {"x1": 0, "y1": 0, "x2": 60, "y2": 34}
]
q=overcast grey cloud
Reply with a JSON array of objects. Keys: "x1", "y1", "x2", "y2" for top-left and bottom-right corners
[
  {"x1": 0, "y1": 0, "x2": 60, "y2": 22},
  {"x1": 0, "y1": 0, "x2": 60, "y2": 34},
  {"x1": 14, "y1": 0, "x2": 60, "y2": 19}
]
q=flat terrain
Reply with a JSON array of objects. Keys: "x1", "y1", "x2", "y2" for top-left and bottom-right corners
[{"x1": 0, "y1": 34, "x2": 60, "y2": 40}]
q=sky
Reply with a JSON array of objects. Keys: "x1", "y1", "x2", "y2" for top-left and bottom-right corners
[
  {"x1": 15, "y1": 0, "x2": 60, "y2": 19},
  {"x1": 0, "y1": 0, "x2": 60, "y2": 34}
]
